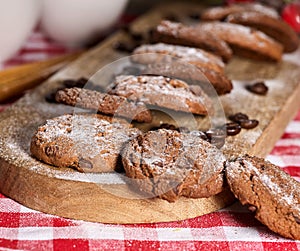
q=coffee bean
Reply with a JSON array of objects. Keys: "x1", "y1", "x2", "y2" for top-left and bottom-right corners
[
  {"x1": 45, "y1": 87, "x2": 65, "y2": 103},
  {"x1": 45, "y1": 91, "x2": 57, "y2": 103},
  {"x1": 76, "y1": 77, "x2": 89, "y2": 87},
  {"x1": 164, "y1": 14, "x2": 180, "y2": 22},
  {"x1": 240, "y1": 119, "x2": 259, "y2": 129},
  {"x1": 112, "y1": 41, "x2": 137, "y2": 53},
  {"x1": 120, "y1": 24, "x2": 145, "y2": 42},
  {"x1": 160, "y1": 123, "x2": 178, "y2": 131},
  {"x1": 120, "y1": 24, "x2": 130, "y2": 33},
  {"x1": 224, "y1": 122, "x2": 241, "y2": 136},
  {"x1": 150, "y1": 123, "x2": 176, "y2": 131},
  {"x1": 147, "y1": 28, "x2": 157, "y2": 44},
  {"x1": 228, "y1": 112, "x2": 249, "y2": 123},
  {"x1": 188, "y1": 12, "x2": 201, "y2": 20},
  {"x1": 130, "y1": 32, "x2": 144, "y2": 42},
  {"x1": 63, "y1": 77, "x2": 101, "y2": 91},
  {"x1": 62, "y1": 79, "x2": 78, "y2": 88},
  {"x1": 246, "y1": 81, "x2": 268, "y2": 95}
]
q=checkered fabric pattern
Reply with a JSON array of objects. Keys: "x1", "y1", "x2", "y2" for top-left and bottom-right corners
[{"x1": 0, "y1": 29, "x2": 300, "y2": 251}]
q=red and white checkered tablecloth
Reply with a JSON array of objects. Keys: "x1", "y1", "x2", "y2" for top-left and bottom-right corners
[{"x1": 0, "y1": 29, "x2": 300, "y2": 251}]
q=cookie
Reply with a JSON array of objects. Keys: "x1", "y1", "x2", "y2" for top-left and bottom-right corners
[
  {"x1": 225, "y1": 155, "x2": 300, "y2": 240},
  {"x1": 144, "y1": 63, "x2": 233, "y2": 95},
  {"x1": 107, "y1": 75, "x2": 213, "y2": 115},
  {"x1": 133, "y1": 43, "x2": 225, "y2": 73},
  {"x1": 122, "y1": 129, "x2": 226, "y2": 202},
  {"x1": 55, "y1": 87, "x2": 152, "y2": 123},
  {"x1": 201, "y1": 3, "x2": 279, "y2": 21},
  {"x1": 226, "y1": 11, "x2": 299, "y2": 53},
  {"x1": 30, "y1": 114, "x2": 141, "y2": 173},
  {"x1": 196, "y1": 22, "x2": 283, "y2": 62},
  {"x1": 153, "y1": 20, "x2": 233, "y2": 62}
]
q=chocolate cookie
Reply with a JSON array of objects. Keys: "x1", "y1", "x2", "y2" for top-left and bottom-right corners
[
  {"x1": 201, "y1": 3, "x2": 279, "y2": 21},
  {"x1": 225, "y1": 155, "x2": 300, "y2": 240},
  {"x1": 143, "y1": 63, "x2": 233, "y2": 95},
  {"x1": 196, "y1": 22, "x2": 283, "y2": 62},
  {"x1": 107, "y1": 75, "x2": 213, "y2": 115},
  {"x1": 30, "y1": 114, "x2": 141, "y2": 173},
  {"x1": 122, "y1": 129, "x2": 226, "y2": 202},
  {"x1": 55, "y1": 87, "x2": 152, "y2": 123},
  {"x1": 153, "y1": 20, "x2": 233, "y2": 62},
  {"x1": 226, "y1": 11, "x2": 299, "y2": 53},
  {"x1": 133, "y1": 43, "x2": 225, "y2": 73}
]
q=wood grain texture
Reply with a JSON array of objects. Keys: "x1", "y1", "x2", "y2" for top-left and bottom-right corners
[
  {"x1": 0, "y1": 52, "x2": 82, "y2": 102},
  {"x1": 0, "y1": 3, "x2": 299, "y2": 224}
]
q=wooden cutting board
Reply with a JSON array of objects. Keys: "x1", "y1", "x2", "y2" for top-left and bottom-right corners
[{"x1": 0, "y1": 3, "x2": 300, "y2": 224}]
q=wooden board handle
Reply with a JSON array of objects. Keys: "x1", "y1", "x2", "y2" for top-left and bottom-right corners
[{"x1": 0, "y1": 52, "x2": 83, "y2": 103}]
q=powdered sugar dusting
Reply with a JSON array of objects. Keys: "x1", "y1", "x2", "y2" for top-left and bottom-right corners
[
  {"x1": 157, "y1": 20, "x2": 180, "y2": 36},
  {"x1": 249, "y1": 3, "x2": 279, "y2": 18},
  {"x1": 244, "y1": 159, "x2": 300, "y2": 214},
  {"x1": 133, "y1": 43, "x2": 224, "y2": 68},
  {"x1": 37, "y1": 114, "x2": 112, "y2": 159},
  {"x1": 198, "y1": 22, "x2": 282, "y2": 52},
  {"x1": 0, "y1": 93, "x2": 135, "y2": 185},
  {"x1": 135, "y1": 129, "x2": 225, "y2": 184},
  {"x1": 202, "y1": 3, "x2": 279, "y2": 20},
  {"x1": 108, "y1": 75, "x2": 209, "y2": 114}
]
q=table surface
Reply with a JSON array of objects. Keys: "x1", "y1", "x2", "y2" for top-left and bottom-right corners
[{"x1": 0, "y1": 12, "x2": 300, "y2": 251}]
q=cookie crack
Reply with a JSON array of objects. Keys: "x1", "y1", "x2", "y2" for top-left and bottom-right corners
[{"x1": 240, "y1": 159, "x2": 261, "y2": 211}]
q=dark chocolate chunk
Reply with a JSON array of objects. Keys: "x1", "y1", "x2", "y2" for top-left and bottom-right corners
[
  {"x1": 63, "y1": 78, "x2": 87, "y2": 88},
  {"x1": 45, "y1": 145, "x2": 59, "y2": 156}
]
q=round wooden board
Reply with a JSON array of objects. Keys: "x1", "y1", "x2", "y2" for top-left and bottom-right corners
[{"x1": 0, "y1": 159, "x2": 235, "y2": 224}]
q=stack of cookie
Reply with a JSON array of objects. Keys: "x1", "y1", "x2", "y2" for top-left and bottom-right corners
[
  {"x1": 201, "y1": 3, "x2": 299, "y2": 53},
  {"x1": 30, "y1": 2, "x2": 299, "y2": 240},
  {"x1": 154, "y1": 3, "x2": 298, "y2": 60}
]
